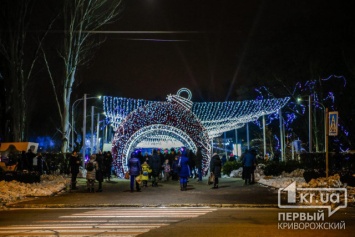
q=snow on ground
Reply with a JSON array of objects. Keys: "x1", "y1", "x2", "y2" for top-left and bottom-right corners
[
  {"x1": 1, "y1": 168, "x2": 354, "y2": 207},
  {"x1": 230, "y1": 166, "x2": 355, "y2": 204},
  {"x1": 0, "y1": 174, "x2": 70, "y2": 207}
]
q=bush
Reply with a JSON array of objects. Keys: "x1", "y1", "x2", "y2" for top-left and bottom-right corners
[
  {"x1": 1, "y1": 171, "x2": 41, "y2": 183},
  {"x1": 262, "y1": 161, "x2": 303, "y2": 176},
  {"x1": 262, "y1": 161, "x2": 283, "y2": 176},
  {"x1": 303, "y1": 169, "x2": 326, "y2": 183},
  {"x1": 222, "y1": 161, "x2": 242, "y2": 175},
  {"x1": 283, "y1": 160, "x2": 302, "y2": 173}
]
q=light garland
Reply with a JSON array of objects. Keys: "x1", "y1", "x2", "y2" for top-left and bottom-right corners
[
  {"x1": 103, "y1": 89, "x2": 290, "y2": 177},
  {"x1": 254, "y1": 75, "x2": 350, "y2": 152}
]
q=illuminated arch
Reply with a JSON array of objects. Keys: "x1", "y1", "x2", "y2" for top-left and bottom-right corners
[
  {"x1": 119, "y1": 124, "x2": 197, "y2": 173},
  {"x1": 112, "y1": 99, "x2": 211, "y2": 178}
]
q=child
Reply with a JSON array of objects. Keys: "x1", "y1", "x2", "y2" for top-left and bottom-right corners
[
  {"x1": 141, "y1": 161, "x2": 151, "y2": 187},
  {"x1": 86, "y1": 155, "x2": 98, "y2": 192},
  {"x1": 162, "y1": 159, "x2": 171, "y2": 181}
]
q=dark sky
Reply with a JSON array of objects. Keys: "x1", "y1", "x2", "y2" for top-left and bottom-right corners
[
  {"x1": 76, "y1": 0, "x2": 355, "y2": 102},
  {"x1": 24, "y1": 0, "x2": 355, "y2": 144}
]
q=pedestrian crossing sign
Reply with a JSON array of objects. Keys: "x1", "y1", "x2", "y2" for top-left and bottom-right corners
[{"x1": 329, "y1": 111, "x2": 338, "y2": 136}]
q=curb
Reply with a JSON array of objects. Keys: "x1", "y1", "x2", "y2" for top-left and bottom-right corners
[{"x1": 5, "y1": 203, "x2": 279, "y2": 209}]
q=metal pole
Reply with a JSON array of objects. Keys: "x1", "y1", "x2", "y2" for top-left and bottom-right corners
[
  {"x1": 71, "y1": 106, "x2": 74, "y2": 152},
  {"x1": 324, "y1": 108, "x2": 327, "y2": 153},
  {"x1": 96, "y1": 113, "x2": 100, "y2": 152},
  {"x1": 309, "y1": 95, "x2": 312, "y2": 153},
  {"x1": 263, "y1": 115, "x2": 266, "y2": 159},
  {"x1": 82, "y1": 94, "x2": 87, "y2": 167},
  {"x1": 279, "y1": 109, "x2": 284, "y2": 161},
  {"x1": 105, "y1": 125, "x2": 108, "y2": 144},
  {"x1": 91, "y1": 106, "x2": 94, "y2": 155},
  {"x1": 234, "y1": 128, "x2": 238, "y2": 144},
  {"x1": 246, "y1": 123, "x2": 250, "y2": 150},
  {"x1": 283, "y1": 121, "x2": 286, "y2": 160},
  {"x1": 211, "y1": 139, "x2": 213, "y2": 156},
  {"x1": 325, "y1": 108, "x2": 329, "y2": 178},
  {"x1": 224, "y1": 132, "x2": 227, "y2": 157}
]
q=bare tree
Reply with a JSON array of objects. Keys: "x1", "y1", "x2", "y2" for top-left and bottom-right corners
[
  {"x1": 0, "y1": 0, "x2": 46, "y2": 142},
  {"x1": 43, "y1": 0, "x2": 124, "y2": 153}
]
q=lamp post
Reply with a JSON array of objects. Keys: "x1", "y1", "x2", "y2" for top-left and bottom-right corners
[
  {"x1": 297, "y1": 97, "x2": 327, "y2": 153},
  {"x1": 70, "y1": 94, "x2": 101, "y2": 165},
  {"x1": 308, "y1": 95, "x2": 312, "y2": 153},
  {"x1": 89, "y1": 107, "x2": 105, "y2": 154},
  {"x1": 82, "y1": 94, "x2": 87, "y2": 166}
]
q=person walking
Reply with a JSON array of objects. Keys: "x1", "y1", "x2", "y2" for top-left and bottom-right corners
[
  {"x1": 195, "y1": 147, "x2": 203, "y2": 182},
  {"x1": 178, "y1": 148, "x2": 190, "y2": 191},
  {"x1": 162, "y1": 159, "x2": 171, "y2": 182},
  {"x1": 103, "y1": 151, "x2": 113, "y2": 181},
  {"x1": 210, "y1": 153, "x2": 222, "y2": 189},
  {"x1": 171, "y1": 155, "x2": 180, "y2": 181},
  {"x1": 128, "y1": 152, "x2": 141, "y2": 192},
  {"x1": 69, "y1": 151, "x2": 81, "y2": 190},
  {"x1": 149, "y1": 149, "x2": 161, "y2": 187},
  {"x1": 242, "y1": 149, "x2": 256, "y2": 185},
  {"x1": 86, "y1": 155, "x2": 98, "y2": 193}
]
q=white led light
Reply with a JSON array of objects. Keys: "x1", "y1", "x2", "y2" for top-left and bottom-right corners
[{"x1": 103, "y1": 89, "x2": 290, "y2": 177}]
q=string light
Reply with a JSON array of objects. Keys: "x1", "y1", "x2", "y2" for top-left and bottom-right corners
[
  {"x1": 103, "y1": 88, "x2": 290, "y2": 178},
  {"x1": 254, "y1": 75, "x2": 350, "y2": 151}
]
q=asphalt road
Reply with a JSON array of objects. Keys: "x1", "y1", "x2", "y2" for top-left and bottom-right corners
[
  {"x1": 6, "y1": 177, "x2": 280, "y2": 208},
  {"x1": 0, "y1": 207, "x2": 354, "y2": 237},
  {"x1": 1, "y1": 177, "x2": 354, "y2": 236}
]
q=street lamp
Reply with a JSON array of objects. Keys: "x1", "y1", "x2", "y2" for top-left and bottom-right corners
[
  {"x1": 71, "y1": 94, "x2": 101, "y2": 165},
  {"x1": 89, "y1": 106, "x2": 105, "y2": 155},
  {"x1": 297, "y1": 96, "x2": 327, "y2": 153}
]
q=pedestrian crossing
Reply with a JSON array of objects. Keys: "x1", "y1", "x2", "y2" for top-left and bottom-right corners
[{"x1": 0, "y1": 207, "x2": 216, "y2": 236}]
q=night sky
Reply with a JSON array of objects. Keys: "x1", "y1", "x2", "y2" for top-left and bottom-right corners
[
  {"x1": 21, "y1": 0, "x2": 355, "y2": 146},
  {"x1": 75, "y1": 0, "x2": 355, "y2": 102}
]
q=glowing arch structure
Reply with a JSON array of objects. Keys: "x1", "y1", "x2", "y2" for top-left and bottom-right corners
[
  {"x1": 103, "y1": 93, "x2": 290, "y2": 139},
  {"x1": 104, "y1": 88, "x2": 290, "y2": 178},
  {"x1": 111, "y1": 97, "x2": 211, "y2": 178}
]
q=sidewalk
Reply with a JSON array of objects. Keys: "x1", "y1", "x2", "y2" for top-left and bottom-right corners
[{"x1": 6, "y1": 177, "x2": 280, "y2": 208}]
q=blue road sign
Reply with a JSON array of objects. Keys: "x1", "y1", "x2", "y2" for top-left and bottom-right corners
[{"x1": 329, "y1": 111, "x2": 338, "y2": 136}]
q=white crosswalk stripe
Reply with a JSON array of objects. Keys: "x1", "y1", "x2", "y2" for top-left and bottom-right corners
[{"x1": 0, "y1": 207, "x2": 216, "y2": 236}]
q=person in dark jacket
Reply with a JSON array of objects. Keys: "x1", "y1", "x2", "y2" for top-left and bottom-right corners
[
  {"x1": 37, "y1": 153, "x2": 44, "y2": 175},
  {"x1": 195, "y1": 147, "x2": 203, "y2": 182},
  {"x1": 128, "y1": 152, "x2": 141, "y2": 192},
  {"x1": 69, "y1": 151, "x2": 81, "y2": 190},
  {"x1": 242, "y1": 149, "x2": 256, "y2": 185},
  {"x1": 178, "y1": 148, "x2": 190, "y2": 191},
  {"x1": 26, "y1": 149, "x2": 36, "y2": 171},
  {"x1": 171, "y1": 155, "x2": 180, "y2": 181},
  {"x1": 210, "y1": 153, "x2": 222, "y2": 189},
  {"x1": 149, "y1": 149, "x2": 161, "y2": 187},
  {"x1": 167, "y1": 148, "x2": 176, "y2": 166},
  {"x1": 103, "y1": 151, "x2": 113, "y2": 181}
]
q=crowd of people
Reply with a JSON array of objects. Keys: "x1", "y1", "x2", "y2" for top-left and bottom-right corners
[
  {"x1": 127, "y1": 147, "x2": 205, "y2": 192},
  {"x1": 69, "y1": 150, "x2": 113, "y2": 192},
  {"x1": 1, "y1": 145, "x2": 257, "y2": 192},
  {"x1": 1, "y1": 149, "x2": 52, "y2": 175},
  {"x1": 71, "y1": 146, "x2": 258, "y2": 193}
]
